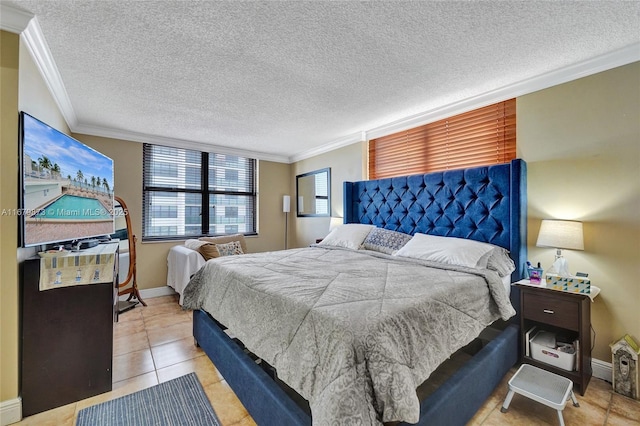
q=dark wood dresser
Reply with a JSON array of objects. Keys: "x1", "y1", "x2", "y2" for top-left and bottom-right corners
[{"x1": 20, "y1": 245, "x2": 117, "y2": 416}]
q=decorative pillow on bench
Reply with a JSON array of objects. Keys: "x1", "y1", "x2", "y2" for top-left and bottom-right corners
[
  {"x1": 215, "y1": 241, "x2": 244, "y2": 256},
  {"x1": 194, "y1": 234, "x2": 248, "y2": 260}
]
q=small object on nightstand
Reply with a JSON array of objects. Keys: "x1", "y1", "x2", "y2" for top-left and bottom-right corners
[
  {"x1": 546, "y1": 274, "x2": 591, "y2": 294},
  {"x1": 529, "y1": 268, "x2": 543, "y2": 284}
]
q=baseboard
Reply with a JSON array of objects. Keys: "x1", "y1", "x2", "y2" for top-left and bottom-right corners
[
  {"x1": 592, "y1": 358, "x2": 613, "y2": 383},
  {"x1": 0, "y1": 398, "x2": 21, "y2": 426},
  {"x1": 118, "y1": 286, "x2": 176, "y2": 302}
]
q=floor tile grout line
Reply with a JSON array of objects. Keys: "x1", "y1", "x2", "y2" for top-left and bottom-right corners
[
  {"x1": 602, "y1": 391, "x2": 613, "y2": 426},
  {"x1": 477, "y1": 398, "x2": 503, "y2": 425}
]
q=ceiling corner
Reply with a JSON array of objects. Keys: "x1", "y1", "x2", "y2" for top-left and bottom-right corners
[
  {"x1": 0, "y1": 4, "x2": 33, "y2": 34},
  {"x1": 288, "y1": 132, "x2": 366, "y2": 163}
]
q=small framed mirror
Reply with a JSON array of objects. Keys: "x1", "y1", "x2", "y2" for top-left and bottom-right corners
[{"x1": 296, "y1": 168, "x2": 331, "y2": 217}]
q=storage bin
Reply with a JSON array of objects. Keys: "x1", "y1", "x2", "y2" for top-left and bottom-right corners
[{"x1": 530, "y1": 330, "x2": 576, "y2": 371}]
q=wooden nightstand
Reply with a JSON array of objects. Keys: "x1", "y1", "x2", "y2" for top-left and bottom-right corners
[{"x1": 514, "y1": 281, "x2": 592, "y2": 395}]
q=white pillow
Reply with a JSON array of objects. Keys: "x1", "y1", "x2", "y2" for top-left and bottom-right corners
[
  {"x1": 394, "y1": 233, "x2": 495, "y2": 269},
  {"x1": 318, "y1": 224, "x2": 375, "y2": 250},
  {"x1": 184, "y1": 239, "x2": 208, "y2": 250}
]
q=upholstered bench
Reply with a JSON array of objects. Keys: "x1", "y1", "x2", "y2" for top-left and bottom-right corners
[
  {"x1": 167, "y1": 234, "x2": 247, "y2": 304},
  {"x1": 501, "y1": 364, "x2": 579, "y2": 426}
]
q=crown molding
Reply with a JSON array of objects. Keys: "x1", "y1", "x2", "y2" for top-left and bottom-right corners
[
  {"x1": 21, "y1": 17, "x2": 78, "y2": 128},
  {"x1": 364, "y1": 42, "x2": 640, "y2": 141},
  {"x1": 288, "y1": 131, "x2": 365, "y2": 163},
  {"x1": 73, "y1": 122, "x2": 290, "y2": 164},
  {"x1": 0, "y1": 4, "x2": 33, "y2": 34}
]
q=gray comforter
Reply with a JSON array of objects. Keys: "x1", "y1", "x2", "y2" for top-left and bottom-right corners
[{"x1": 182, "y1": 246, "x2": 515, "y2": 425}]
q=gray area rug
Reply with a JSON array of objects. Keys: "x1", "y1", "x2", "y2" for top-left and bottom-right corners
[{"x1": 76, "y1": 373, "x2": 221, "y2": 426}]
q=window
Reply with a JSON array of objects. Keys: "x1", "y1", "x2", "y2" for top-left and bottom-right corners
[
  {"x1": 314, "y1": 172, "x2": 328, "y2": 215},
  {"x1": 225, "y1": 206, "x2": 238, "y2": 218},
  {"x1": 151, "y1": 205, "x2": 177, "y2": 218},
  {"x1": 143, "y1": 144, "x2": 257, "y2": 240},
  {"x1": 368, "y1": 99, "x2": 516, "y2": 179},
  {"x1": 225, "y1": 169, "x2": 238, "y2": 182}
]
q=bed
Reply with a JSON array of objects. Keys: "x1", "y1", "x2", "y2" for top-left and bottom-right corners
[{"x1": 183, "y1": 159, "x2": 527, "y2": 425}]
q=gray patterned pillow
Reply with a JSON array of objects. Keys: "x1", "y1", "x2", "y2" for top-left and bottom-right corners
[
  {"x1": 362, "y1": 228, "x2": 412, "y2": 254},
  {"x1": 216, "y1": 240, "x2": 244, "y2": 257}
]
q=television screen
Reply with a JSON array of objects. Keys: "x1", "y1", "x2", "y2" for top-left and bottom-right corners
[{"x1": 19, "y1": 112, "x2": 115, "y2": 247}]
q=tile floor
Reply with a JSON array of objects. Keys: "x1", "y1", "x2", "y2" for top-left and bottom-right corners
[{"x1": 14, "y1": 294, "x2": 640, "y2": 425}]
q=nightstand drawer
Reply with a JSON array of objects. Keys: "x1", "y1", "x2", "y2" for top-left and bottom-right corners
[{"x1": 522, "y1": 292, "x2": 579, "y2": 331}]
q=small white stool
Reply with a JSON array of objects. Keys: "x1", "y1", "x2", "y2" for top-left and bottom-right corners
[{"x1": 501, "y1": 364, "x2": 579, "y2": 426}]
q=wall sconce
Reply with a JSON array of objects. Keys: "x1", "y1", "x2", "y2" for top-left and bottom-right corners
[{"x1": 536, "y1": 219, "x2": 584, "y2": 277}]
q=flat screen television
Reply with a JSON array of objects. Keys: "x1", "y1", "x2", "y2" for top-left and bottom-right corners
[{"x1": 19, "y1": 112, "x2": 115, "y2": 248}]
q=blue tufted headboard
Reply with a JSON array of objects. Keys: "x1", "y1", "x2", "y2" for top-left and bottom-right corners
[{"x1": 344, "y1": 159, "x2": 527, "y2": 301}]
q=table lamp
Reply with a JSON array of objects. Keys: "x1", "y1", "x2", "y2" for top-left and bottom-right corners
[{"x1": 536, "y1": 219, "x2": 584, "y2": 277}]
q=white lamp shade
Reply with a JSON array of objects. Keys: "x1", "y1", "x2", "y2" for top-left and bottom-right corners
[
  {"x1": 536, "y1": 219, "x2": 584, "y2": 251},
  {"x1": 283, "y1": 195, "x2": 290, "y2": 213}
]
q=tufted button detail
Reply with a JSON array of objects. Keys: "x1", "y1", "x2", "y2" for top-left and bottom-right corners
[{"x1": 350, "y1": 164, "x2": 511, "y2": 249}]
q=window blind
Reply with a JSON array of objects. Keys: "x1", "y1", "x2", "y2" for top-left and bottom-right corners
[
  {"x1": 369, "y1": 99, "x2": 516, "y2": 179},
  {"x1": 143, "y1": 144, "x2": 256, "y2": 240}
]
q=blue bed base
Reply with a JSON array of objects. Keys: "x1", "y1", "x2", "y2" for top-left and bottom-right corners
[{"x1": 193, "y1": 159, "x2": 527, "y2": 425}]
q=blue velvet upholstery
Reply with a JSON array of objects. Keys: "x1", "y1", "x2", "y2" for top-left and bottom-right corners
[
  {"x1": 413, "y1": 325, "x2": 519, "y2": 426},
  {"x1": 193, "y1": 159, "x2": 527, "y2": 426},
  {"x1": 193, "y1": 310, "x2": 311, "y2": 425},
  {"x1": 344, "y1": 159, "x2": 527, "y2": 285},
  {"x1": 345, "y1": 165, "x2": 510, "y2": 242}
]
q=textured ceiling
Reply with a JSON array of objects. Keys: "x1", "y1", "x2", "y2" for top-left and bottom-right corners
[{"x1": 5, "y1": 1, "x2": 640, "y2": 162}]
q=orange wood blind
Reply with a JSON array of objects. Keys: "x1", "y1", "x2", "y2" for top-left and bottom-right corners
[{"x1": 369, "y1": 99, "x2": 516, "y2": 179}]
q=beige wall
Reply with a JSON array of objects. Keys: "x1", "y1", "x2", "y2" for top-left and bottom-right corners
[
  {"x1": 18, "y1": 41, "x2": 69, "y2": 135},
  {"x1": 518, "y1": 62, "x2": 640, "y2": 361},
  {"x1": 291, "y1": 142, "x2": 366, "y2": 247},
  {"x1": 253, "y1": 160, "x2": 292, "y2": 252},
  {"x1": 1, "y1": 30, "x2": 20, "y2": 404},
  {"x1": 76, "y1": 134, "x2": 291, "y2": 289}
]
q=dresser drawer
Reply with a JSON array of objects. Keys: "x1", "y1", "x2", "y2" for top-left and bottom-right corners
[{"x1": 522, "y1": 291, "x2": 579, "y2": 331}]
